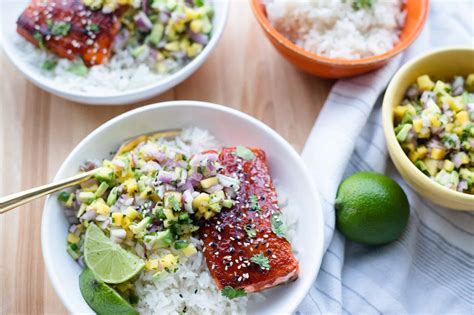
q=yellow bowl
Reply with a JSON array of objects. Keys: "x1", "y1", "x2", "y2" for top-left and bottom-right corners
[{"x1": 382, "y1": 47, "x2": 474, "y2": 211}]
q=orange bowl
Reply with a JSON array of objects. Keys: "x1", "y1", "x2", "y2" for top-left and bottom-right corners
[{"x1": 250, "y1": 0, "x2": 429, "y2": 78}]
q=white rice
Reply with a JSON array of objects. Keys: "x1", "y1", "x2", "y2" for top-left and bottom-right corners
[
  {"x1": 265, "y1": 0, "x2": 406, "y2": 59},
  {"x1": 130, "y1": 128, "x2": 299, "y2": 315}
]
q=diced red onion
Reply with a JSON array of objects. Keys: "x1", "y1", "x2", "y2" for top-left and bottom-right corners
[
  {"x1": 190, "y1": 154, "x2": 204, "y2": 166},
  {"x1": 135, "y1": 243, "x2": 145, "y2": 258},
  {"x1": 217, "y1": 174, "x2": 240, "y2": 188},
  {"x1": 183, "y1": 190, "x2": 194, "y2": 213},
  {"x1": 453, "y1": 152, "x2": 464, "y2": 168},
  {"x1": 100, "y1": 218, "x2": 110, "y2": 230},
  {"x1": 458, "y1": 180, "x2": 468, "y2": 192},
  {"x1": 204, "y1": 184, "x2": 223, "y2": 194},
  {"x1": 77, "y1": 256, "x2": 85, "y2": 267},
  {"x1": 69, "y1": 224, "x2": 77, "y2": 233},
  {"x1": 112, "y1": 159, "x2": 126, "y2": 168},
  {"x1": 134, "y1": 11, "x2": 153, "y2": 32},
  {"x1": 158, "y1": 170, "x2": 177, "y2": 184},
  {"x1": 159, "y1": 11, "x2": 170, "y2": 23},
  {"x1": 81, "y1": 210, "x2": 97, "y2": 221},
  {"x1": 224, "y1": 187, "x2": 236, "y2": 199},
  {"x1": 112, "y1": 29, "x2": 129, "y2": 52},
  {"x1": 156, "y1": 185, "x2": 165, "y2": 199}
]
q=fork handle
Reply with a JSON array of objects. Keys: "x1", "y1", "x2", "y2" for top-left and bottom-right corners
[{"x1": 0, "y1": 169, "x2": 97, "y2": 214}]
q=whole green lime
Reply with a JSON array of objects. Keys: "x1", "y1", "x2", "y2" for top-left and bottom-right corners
[{"x1": 335, "y1": 172, "x2": 409, "y2": 245}]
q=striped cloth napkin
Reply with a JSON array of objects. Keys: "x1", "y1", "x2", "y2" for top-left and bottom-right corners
[{"x1": 297, "y1": 1, "x2": 474, "y2": 314}]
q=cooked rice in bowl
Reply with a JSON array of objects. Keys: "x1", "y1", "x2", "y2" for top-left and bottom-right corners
[{"x1": 264, "y1": 0, "x2": 406, "y2": 59}]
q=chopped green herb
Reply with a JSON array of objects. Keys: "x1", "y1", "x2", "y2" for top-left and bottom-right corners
[
  {"x1": 350, "y1": 0, "x2": 375, "y2": 10},
  {"x1": 168, "y1": 195, "x2": 181, "y2": 212},
  {"x1": 248, "y1": 195, "x2": 261, "y2": 211},
  {"x1": 70, "y1": 243, "x2": 79, "y2": 251},
  {"x1": 234, "y1": 146, "x2": 255, "y2": 160},
  {"x1": 250, "y1": 253, "x2": 270, "y2": 269},
  {"x1": 51, "y1": 21, "x2": 71, "y2": 36},
  {"x1": 67, "y1": 61, "x2": 88, "y2": 76},
  {"x1": 41, "y1": 59, "x2": 58, "y2": 71},
  {"x1": 195, "y1": 0, "x2": 204, "y2": 7},
  {"x1": 244, "y1": 225, "x2": 256, "y2": 238},
  {"x1": 33, "y1": 31, "x2": 45, "y2": 49},
  {"x1": 221, "y1": 286, "x2": 247, "y2": 299},
  {"x1": 58, "y1": 191, "x2": 70, "y2": 202},
  {"x1": 86, "y1": 23, "x2": 100, "y2": 33},
  {"x1": 271, "y1": 212, "x2": 289, "y2": 242},
  {"x1": 46, "y1": 19, "x2": 53, "y2": 29},
  {"x1": 174, "y1": 240, "x2": 189, "y2": 250}
]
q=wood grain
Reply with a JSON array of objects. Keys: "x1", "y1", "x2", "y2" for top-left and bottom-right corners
[{"x1": 0, "y1": 1, "x2": 333, "y2": 314}]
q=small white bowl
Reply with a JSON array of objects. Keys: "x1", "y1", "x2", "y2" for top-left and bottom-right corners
[
  {"x1": 41, "y1": 101, "x2": 325, "y2": 314},
  {"x1": 0, "y1": 1, "x2": 228, "y2": 105}
]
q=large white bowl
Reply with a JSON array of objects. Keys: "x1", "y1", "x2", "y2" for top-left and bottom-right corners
[
  {"x1": 0, "y1": 1, "x2": 228, "y2": 105},
  {"x1": 41, "y1": 101, "x2": 325, "y2": 314}
]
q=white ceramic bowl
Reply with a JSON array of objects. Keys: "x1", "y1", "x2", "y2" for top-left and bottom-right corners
[
  {"x1": 0, "y1": 1, "x2": 228, "y2": 105},
  {"x1": 41, "y1": 101, "x2": 325, "y2": 314}
]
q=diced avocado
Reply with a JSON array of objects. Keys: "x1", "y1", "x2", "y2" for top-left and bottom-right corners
[
  {"x1": 107, "y1": 186, "x2": 119, "y2": 206},
  {"x1": 129, "y1": 217, "x2": 151, "y2": 235},
  {"x1": 178, "y1": 212, "x2": 189, "y2": 222},
  {"x1": 67, "y1": 245, "x2": 80, "y2": 260},
  {"x1": 433, "y1": 80, "x2": 451, "y2": 95},
  {"x1": 95, "y1": 182, "x2": 109, "y2": 197},
  {"x1": 173, "y1": 223, "x2": 199, "y2": 235},
  {"x1": 164, "y1": 192, "x2": 182, "y2": 211},
  {"x1": 166, "y1": 0, "x2": 177, "y2": 10},
  {"x1": 465, "y1": 74, "x2": 474, "y2": 92},
  {"x1": 396, "y1": 124, "x2": 412, "y2": 142},
  {"x1": 95, "y1": 167, "x2": 114, "y2": 183},
  {"x1": 155, "y1": 229, "x2": 174, "y2": 248},
  {"x1": 222, "y1": 199, "x2": 234, "y2": 208},
  {"x1": 131, "y1": 45, "x2": 147, "y2": 58},
  {"x1": 415, "y1": 160, "x2": 427, "y2": 173},
  {"x1": 79, "y1": 191, "x2": 96, "y2": 204},
  {"x1": 149, "y1": 24, "x2": 164, "y2": 46},
  {"x1": 460, "y1": 168, "x2": 474, "y2": 184}
]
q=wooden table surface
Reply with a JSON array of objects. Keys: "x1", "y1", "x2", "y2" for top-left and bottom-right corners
[{"x1": 0, "y1": 1, "x2": 332, "y2": 314}]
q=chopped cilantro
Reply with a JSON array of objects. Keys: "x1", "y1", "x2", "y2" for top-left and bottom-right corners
[
  {"x1": 58, "y1": 191, "x2": 70, "y2": 202},
  {"x1": 51, "y1": 21, "x2": 71, "y2": 36},
  {"x1": 244, "y1": 225, "x2": 257, "y2": 238},
  {"x1": 271, "y1": 212, "x2": 290, "y2": 242},
  {"x1": 33, "y1": 31, "x2": 45, "y2": 49},
  {"x1": 221, "y1": 286, "x2": 247, "y2": 299},
  {"x1": 248, "y1": 195, "x2": 261, "y2": 211},
  {"x1": 42, "y1": 59, "x2": 57, "y2": 71},
  {"x1": 250, "y1": 253, "x2": 270, "y2": 269},
  {"x1": 174, "y1": 240, "x2": 189, "y2": 250},
  {"x1": 67, "y1": 61, "x2": 88, "y2": 76},
  {"x1": 168, "y1": 195, "x2": 181, "y2": 212},
  {"x1": 234, "y1": 146, "x2": 255, "y2": 160},
  {"x1": 86, "y1": 23, "x2": 100, "y2": 33},
  {"x1": 350, "y1": 0, "x2": 375, "y2": 10},
  {"x1": 195, "y1": 0, "x2": 204, "y2": 6},
  {"x1": 46, "y1": 19, "x2": 53, "y2": 28}
]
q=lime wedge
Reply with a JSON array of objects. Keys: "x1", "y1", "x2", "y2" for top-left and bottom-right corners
[
  {"x1": 84, "y1": 223, "x2": 144, "y2": 284},
  {"x1": 79, "y1": 268, "x2": 138, "y2": 315}
]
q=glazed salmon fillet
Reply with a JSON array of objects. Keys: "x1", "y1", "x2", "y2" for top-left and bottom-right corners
[
  {"x1": 17, "y1": 0, "x2": 121, "y2": 66},
  {"x1": 200, "y1": 147, "x2": 299, "y2": 293}
]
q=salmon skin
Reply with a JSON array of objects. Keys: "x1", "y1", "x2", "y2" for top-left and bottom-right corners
[
  {"x1": 17, "y1": 0, "x2": 121, "y2": 66},
  {"x1": 200, "y1": 147, "x2": 299, "y2": 293}
]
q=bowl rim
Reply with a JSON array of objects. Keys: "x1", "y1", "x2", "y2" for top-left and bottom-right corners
[
  {"x1": 250, "y1": 0, "x2": 429, "y2": 66},
  {"x1": 41, "y1": 100, "x2": 325, "y2": 314},
  {"x1": 382, "y1": 46, "x2": 474, "y2": 206},
  {"x1": 0, "y1": 0, "x2": 229, "y2": 102}
]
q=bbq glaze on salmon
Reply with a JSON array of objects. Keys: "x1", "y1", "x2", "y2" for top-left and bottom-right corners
[
  {"x1": 200, "y1": 147, "x2": 299, "y2": 293},
  {"x1": 17, "y1": 0, "x2": 121, "y2": 66}
]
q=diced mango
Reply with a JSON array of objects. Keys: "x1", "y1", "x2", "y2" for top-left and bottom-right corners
[
  {"x1": 121, "y1": 217, "x2": 131, "y2": 229},
  {"x1": 192, "y1": 193, "x2": 210, "y2": 211},
  {"x1": 123, "y1": 178, "x2": 138, "y2": 195},
  {"x1": 412, "y1": 119, "x2": 424, "y2": 133},
  {"x1": 200, "y1": 177, "x2": 218, "y2": 189},
  {"x1": 145, "y1": 259, "x2": 160, "y2": 270},
  {"x1": 181, "y1": 244, "x2": 197, "y2": 257},
  {"x1": 160, "y1": 254, "x2": 179, "y2": 271},
  {"x1": 454, "y1": 111, "x2": 469, "y2": 126},
  {"x1": 445, "y1": 123, "x2": 454, "y2": 132},
  {"x1": 431, "y1": 148, "x2": 447, "y2": 160},
  {"x1": 429, "y1": 115, "x2": 441, "y2": 128},
  {"x1": 466, "y1": 74, "x2": 474, "y2": 91},
  {"x1": 163, "y1": 208, "x2": 178, "y2": 221},
  {"x1": 125, "y1": 207, "x2": 139, "y2": 221},
  {"x1": 94, "y1": 199, "x2": 110, "y2": 216},
  {"x1": 67, "y1": 233, "x2": 80, "y2": 244},
  {"x1": 417, "y1": 75, "x2": 435, "y2": 91},
  {"x1": 394, "y1": 106, "x2": 408, "y2": 120},
  {"x1": 111, "y1": 213, "x2": 123, "y2": 226}
]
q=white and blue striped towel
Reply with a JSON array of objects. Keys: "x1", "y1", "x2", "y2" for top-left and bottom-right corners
[{"x1": 297, "y1": 1, "x2": 474, "y2": 314}]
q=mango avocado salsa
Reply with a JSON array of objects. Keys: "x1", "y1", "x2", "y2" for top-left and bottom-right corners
[{"x1": 393, "y1": 74, "x2": 474, "y2": 194}]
